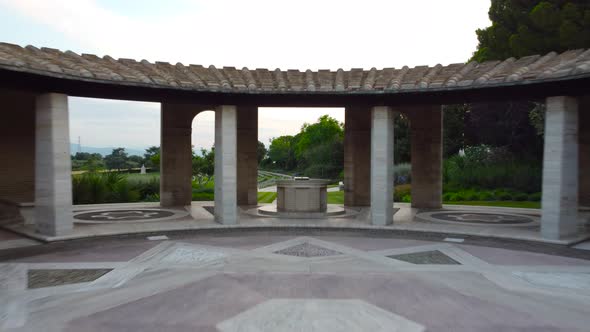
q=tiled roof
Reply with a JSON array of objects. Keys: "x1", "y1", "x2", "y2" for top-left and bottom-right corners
[{"x1": 0, "y1": 43, "x2": 589, "y2": 94}]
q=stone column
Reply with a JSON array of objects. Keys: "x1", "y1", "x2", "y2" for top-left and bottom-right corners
[
  {"x1": 214, "y1": 105, "x2": 238, "y2": 224},
  {"x1": 410, "y1": 106, "x2": 443, "y2": 209},
  {"x1": 237, "y1": 106, "x2": 258, "y2": 206},
  {"x1": 579, "y1": 96, "x2": 590, "y2": 208},
  {"x1": 344, "y1": 107, "x2": 371, "y2": 206},
  {"x1": 0, "y1": 89, "x2": 36, "y2": 204},
  {"x1": 160, "y1": 103, "x2": 194, "y2": 207},
  {"x1": 370, "y1": 106, "x2": 394, "y2": 225},
  {"x1": 35, "y1": 93, "x2": 73, "y2": 236},
  {"x1": 541, "y1": 96, "x2": 579, "y2": 240}
]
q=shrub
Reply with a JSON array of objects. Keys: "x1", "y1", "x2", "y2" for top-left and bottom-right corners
[
  {"x1": 450, "y1": 193, "x2": 465, "y2": 201},
  {"x1": 394, "y1": 163, "x2": 411, "y2": 185},
  {"x1": 394, "y1": 184, "x2": 411, "y2": 202},
  {"x1": 513, "y1": 193, "x2": 528, "y2": 201},
  {"x1": 443, "y1": 148, "x2": 541, "y2": 194},
  {"x1": 528, "y1": 192, "x2": 542, "y2": 201},
  {"x1": 442, "y1": 193, "x2": 453, "y2": 201},
  {"x1": 496, "y1": 191, "x2": 513, "y2": 201},
  {"x1": 72, "y1": 172, "x2": 141, "y2": 204},
  {"x1": 478, "y1": 191, "x2": 495, "y2": 201},
  {"x1": 144, "y1": 194, "x2": 160, "y2": 202},
  {"x1": 130, "y1": 177, "x2": 159, "y2": 199},
  {"x1": 401, "y1": 194, "x2": 411, "y2": 202}
]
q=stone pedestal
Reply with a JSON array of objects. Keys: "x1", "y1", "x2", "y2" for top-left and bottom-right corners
[
  {"x1": 35, "y1": 93, "x2": 73, "y2": 236},
  {"x1": 370, "y1": 106, "x2": 394, "y2": 226},
  {"x1": 410, "y1": 106, "x2": 443, "y2": 209},
  {"x1": 344, "y1": 107, "x2": 371, "y2": 206},
  {"x1": 276, "y1": 179, "x2": 329, "y2": 213},
  {"x1": 214, "y1": 105, "x2": 238, "y2": 224},
  {"x1": 541, "y1": 96, "x2": 579, "y2": 240}
]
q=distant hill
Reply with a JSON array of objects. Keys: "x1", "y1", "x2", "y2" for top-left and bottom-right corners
[{"x1": 70, "y1": 144, "x2": 145, "y2": 157}]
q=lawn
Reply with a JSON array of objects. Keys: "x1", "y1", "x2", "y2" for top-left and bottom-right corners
[
  {"x1": 257, "y1": 192, "x2": 277, "y2": 203},
  {"x1": 327, "y1": 191, "x2": 344, "y2": 204}
]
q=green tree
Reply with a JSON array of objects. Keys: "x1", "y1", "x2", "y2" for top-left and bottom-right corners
[
  {"x1": 192, "y1": 148, "x2": 215, "y2": 186},
  {"x1": 268, "y1": 135, "x2": 296, "y2": 170},
  {"x1": 472, "y1": 0, "x2": 590, "y2": 62},
  {"x1": 465, "y1": 1, "x2": 590, "y2": 160},
  {"x1": 257, "y1": 141, "x2": 267, "y2": 164},
  {"x1": 294, "y1": 115, "x2": 343, "y2": 160},
  {"x1": 394, "y1": 114, "x2": 411, "y2": 164},
  {"x1": 144, "y1": 146, "x2": 160, "y2": 170},
  {"x1": 443, "y1": 104, "x2": 468, "y2": 157},
  {"x1": 127, "y1": 155, "x2": 144, "y2": 170},
  {"x1": 104, "y1": 148, "x2": 128, "y2": 171}
]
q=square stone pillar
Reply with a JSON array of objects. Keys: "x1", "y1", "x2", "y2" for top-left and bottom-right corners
[
  {"x1": 0, "y1": 89, "x2": 36, "y2": 204},
  {"x1": 579, "y1": 96, "x2": 590, "y2": 208},
  {"x1": 541, "y1": 96, "x2": 579, "y2": 240},
  {"x1": 35, "y1": 93, "x2": 73, "y2": 236},
  {"x1": 344, "y1": 107, "x2": 371, "y2": 206},
  {"x1": 237, "y1": 106, "x2": 258, "y2": 206},
  {"x1": 215, "y1": 105, "x2": 238, "y2": 224},
  {"x1": 410, "y1": 106, "x2": 443, "y2": 209},
  {"x1": 160, "y1": 103, "x2": 194, "y2": 207},
  {"x1": 370, "y1": 106, "x2": 394, "y2": 225}
]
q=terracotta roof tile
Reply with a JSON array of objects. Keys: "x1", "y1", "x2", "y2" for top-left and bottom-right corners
[{"x1": 0, "y1": 42, "x2": 588, "y2": 95}]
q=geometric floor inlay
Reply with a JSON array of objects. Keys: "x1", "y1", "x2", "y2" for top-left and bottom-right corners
[
  {"x1": 27, "y1": 269, "x2": 112, "y2": 289},
  {"x1": 4, "y1": 235, "x2": 590, "y2": 331},
  {"x1": 74, "y1": 209, "x2": 175, "y2": 221},
  {"x1": 274, "y1": 242, "x2": 342, "y2": 258},
  {"x1": 388, "y1": 250, "x2": 461, "y2": 265},
  {"x1": 512, "y1": 272, "x2": 590, "y2": 290},
  {"x1": 160, "y1": 247, "x2": 227, "y2": 265},
  {"x1": 217, "y1": 299, "x2": 425, "y2": 332},
  {"x1": 428, "y1": 212, "x2": 534, "y2": 225}
]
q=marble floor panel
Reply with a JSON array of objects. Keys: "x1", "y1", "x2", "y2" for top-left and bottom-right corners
[{"x1": 1, "y1": 234, "x2": 590, "y2": 331}]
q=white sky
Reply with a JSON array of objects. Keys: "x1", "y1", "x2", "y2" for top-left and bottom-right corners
[{"x1": 0, "y1": 0, "x2": 492, "y2": 151}]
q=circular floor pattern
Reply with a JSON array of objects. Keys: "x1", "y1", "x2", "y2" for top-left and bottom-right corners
[
  {"x1": 416, "y1": 211, "x2": 537, "y2": 226},
  {"x1": 74, "y1": 209, "x2": 181, "y2": 224}
]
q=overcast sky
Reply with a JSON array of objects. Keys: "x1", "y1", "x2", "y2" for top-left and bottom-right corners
[{"x1": 0, "y1": 0, "x2": 491, "y2": 151}]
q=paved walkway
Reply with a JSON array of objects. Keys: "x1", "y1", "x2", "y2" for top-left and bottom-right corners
[
  {"x1": 4, "y1": 202, "x2": 589, "y2": 245},
  {"x1": 0, "y1": 229, "x2": 40, "y2": 251},
  {"x1": 1, "y1": 233, "x2": 590, "y2": 331}
]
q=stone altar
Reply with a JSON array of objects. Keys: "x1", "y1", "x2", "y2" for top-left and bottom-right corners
[
  {"x1": 276, "y1": 178, "x2": 329, "y2": 213},
  {"x1": 257, "y1": 178, "x2": 346, "y2": 218}
]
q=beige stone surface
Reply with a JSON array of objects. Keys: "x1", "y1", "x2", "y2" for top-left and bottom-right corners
[
  {"x1": 276, "y1": 179, "x2": 329, "y2": 213},
  {"x1": 579, "y1": 95, "x2": 590, "y2": 207},
  {"x1": 0, "y1": 89, "x2": 36, "y2": 204},
  {"x1": 214, "y1": 105, "x2": 238, "y2": 224},
  {"x1": 344, "y1": 107, "x2": 371, "y2": 206},
  {"x1": 370, "y1": 106, "x2": 394, "y2": 225},
  {"x1": 237, "y1": 106, "x2": 258, "y2": 206},
  {"x1": 409, "y1": 105, "x2": 443, "y2": 209},
  {"x1": 541, "y1": 96, "x2": 579, "y2": 240},
  {"x1": 34, "y1": 93, "x2": 73, "y2": 236},
  {"x1": 160, "y1": 103, "x2": 204, "y2": 207}
]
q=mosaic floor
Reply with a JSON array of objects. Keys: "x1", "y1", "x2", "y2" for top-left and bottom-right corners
[
  {"x1": 1, "y1": 233, "x2": 590, "y2": 331},
  {"x1": 416, "y1": 211, "x2": 538, "y2": 226}
]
